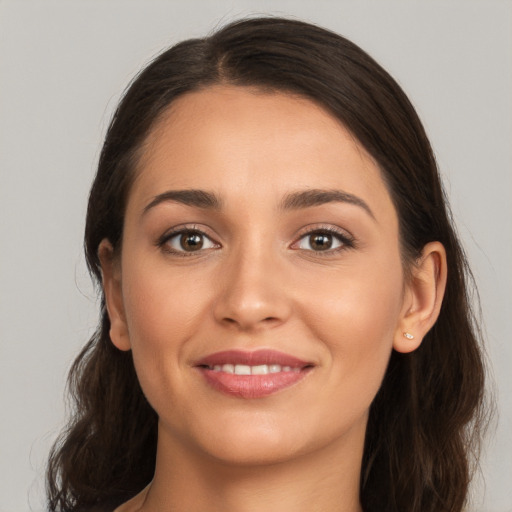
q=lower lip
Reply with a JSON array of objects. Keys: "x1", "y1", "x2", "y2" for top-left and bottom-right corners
[{"x1": 198, "y1": 368, "x2": 311, "y2": 399}]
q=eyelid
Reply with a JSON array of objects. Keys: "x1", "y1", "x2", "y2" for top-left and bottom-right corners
[
  {"x1": 156, "y1": 224, "x2": 221, "y2": 255},
  {"x1": 290, "y1": 224, "x2": 356, "y2": 253},
  {"x1": 155, "y1": 223, "x2": 355, "y2": 256}
]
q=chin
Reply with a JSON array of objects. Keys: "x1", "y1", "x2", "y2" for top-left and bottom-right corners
[
  {"x1": 181, "y1": 410, "x2": 364, "y2": 469},
  {"x1": 204, "y1": 436, "x2": 307, "y2": 467}
]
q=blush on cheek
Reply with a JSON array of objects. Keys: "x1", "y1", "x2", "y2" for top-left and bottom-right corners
[
  {"x1": 306, "y1": 276, "x2": 399, "y2": 391},
  {"x1": 129, "y1": 338, "x2": 187, "y2": 427}
]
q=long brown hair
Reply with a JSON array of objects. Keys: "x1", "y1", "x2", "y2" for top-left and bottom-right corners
[{"x1": 47, "y1": 17, "x2": 489, "y2": 512}]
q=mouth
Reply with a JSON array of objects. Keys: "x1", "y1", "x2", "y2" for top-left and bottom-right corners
[{"x1": 194, "y1": 349, "x2": 314, "y2": 399}]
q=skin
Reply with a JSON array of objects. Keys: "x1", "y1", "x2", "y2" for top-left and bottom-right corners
[{"x1": 100, "y1": 85, "x2": 447, "y2": 512}]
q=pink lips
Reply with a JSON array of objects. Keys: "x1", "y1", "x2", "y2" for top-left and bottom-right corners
[{"x1": 195, "y1": 349, "x2": 313, "y2": 399}]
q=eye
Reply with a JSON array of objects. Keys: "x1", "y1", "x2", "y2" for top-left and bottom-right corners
[
  {"x1": 160, "y1": 229, "x2": 218, "y2": 254},
  {"x1": 293, "y1": 228, "x2": 354, "y2": 253}
]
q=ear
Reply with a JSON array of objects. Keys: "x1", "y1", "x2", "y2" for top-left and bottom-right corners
[
  {"x1": 98, "y1": 239, "x2": 131, "y2": 351},
  {"x1": 393, "y1": 241, "x2": 447, "y2": 353}
]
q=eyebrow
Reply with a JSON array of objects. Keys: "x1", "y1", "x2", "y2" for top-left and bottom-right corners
[
  {"x1": 143, "y1": 189, "x2": 222, "y2": 214},
  {"x1": 281, "y1": 189, "x2": 375, "y2": 220},
  {"x1": 143, "y1": 187, "x2": 374, "y2": 220}
]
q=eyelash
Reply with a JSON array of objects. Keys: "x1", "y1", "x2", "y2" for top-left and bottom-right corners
[
  {"x1": 292, "y1": 225, "x2": 356, "y2": 255},
  {"x1": 156, "y1": 224, "x2": 355, "y2": 257},
  {"x1": 157, "y1": 225, "x2": 219, "y2": 257}
]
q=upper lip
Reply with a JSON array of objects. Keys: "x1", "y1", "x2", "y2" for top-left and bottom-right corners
[{"x1": 195, "y1": 349, "x2": 312, "y2": 368}]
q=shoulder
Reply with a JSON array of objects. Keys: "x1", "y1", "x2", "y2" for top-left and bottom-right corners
[
  {"x1": 83, "y1": 506, "x2": 116, "y2": 512},
  {"x1": 80, "y1": 485, "x2": 149, "y2": 512},
  {"x1": 111, "y1": 485, "x2": 150, "y2": 512}
]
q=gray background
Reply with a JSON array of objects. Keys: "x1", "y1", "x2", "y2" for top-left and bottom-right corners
[{"x1": 0, "y1": 1, "x2": 510, "y2": 510}]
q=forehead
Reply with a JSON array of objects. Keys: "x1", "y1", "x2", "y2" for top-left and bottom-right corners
[{"x1": 129, "y1": 85, "x2": 396, "y2": 222}]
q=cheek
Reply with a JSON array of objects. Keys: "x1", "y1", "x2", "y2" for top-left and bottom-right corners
[
  {"x1": 119, "y1": 260, "x2": 212, "y2": 405},
  {"x1": 299, "y1": 255, "x2": 404, "y2": 395},
  {"x1": 122, "y1": 256, "x2": 208, "y2": 341}
]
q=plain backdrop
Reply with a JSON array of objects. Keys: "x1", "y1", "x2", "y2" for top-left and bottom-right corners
[{"x1": 0, "y1": 1, "x2": 511, "y2": 511}]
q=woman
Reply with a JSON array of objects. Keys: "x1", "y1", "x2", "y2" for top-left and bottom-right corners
[{"x1": 47, "y1": 17, "x2": 488, "y2": 512}]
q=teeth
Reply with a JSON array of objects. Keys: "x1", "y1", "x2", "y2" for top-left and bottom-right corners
[
  {"x1": 234, "y1": 364, "x2": 251, "y2": 375},
  {"x1": 251, "y1": 364, "x2": 269, "y2": 375},
  {"x1": 210, "y1": 364, "x2": 301, "y2": 374}
]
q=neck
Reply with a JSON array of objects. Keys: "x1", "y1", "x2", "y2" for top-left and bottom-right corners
[{"x1": 137, "y1": 421, "x2": 365, "y2": 512}]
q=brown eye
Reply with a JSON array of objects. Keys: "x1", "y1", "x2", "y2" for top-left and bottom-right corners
[
  {"x1": 180, "y1": 232, "x2": 204, "y2": 251},
  {"x1": 163, "y1": 229, "x2": 217, "y2": 254},
  {"x1": 294, "y1": 229, "x2": 351, "y2": 253},
  {"x1": 308, "y1": 233, "x2": 333, "y2": 251}
]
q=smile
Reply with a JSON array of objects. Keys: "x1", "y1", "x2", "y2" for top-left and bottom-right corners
[
  {"x1": 209, "y1": 364, "x2": 301, "y2": 374},
  {"x1": 195, "y1": 349, "x2": 314, "y2": 399}
]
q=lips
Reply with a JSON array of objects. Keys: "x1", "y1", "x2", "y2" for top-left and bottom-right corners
[{"x1": 195, "y1": 349, "x2": 313, "y2": 399}]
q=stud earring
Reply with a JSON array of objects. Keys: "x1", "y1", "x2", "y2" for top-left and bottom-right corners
[{"x1": 403, "y1": 332, "x2": 415, "y2": 340}]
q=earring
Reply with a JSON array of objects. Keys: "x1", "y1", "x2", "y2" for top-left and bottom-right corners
[{"x1": 403, "y1": 332, "x2": 415, "y2": 340}]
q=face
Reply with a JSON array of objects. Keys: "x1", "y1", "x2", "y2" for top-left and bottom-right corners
[{"x1": 104, "y1": 86, "x2": 413, "y2": 466}]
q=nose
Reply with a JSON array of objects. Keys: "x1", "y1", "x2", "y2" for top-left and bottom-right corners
[{"x1": 212, "y1": 245, "x2": 292, "y2": 332}]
